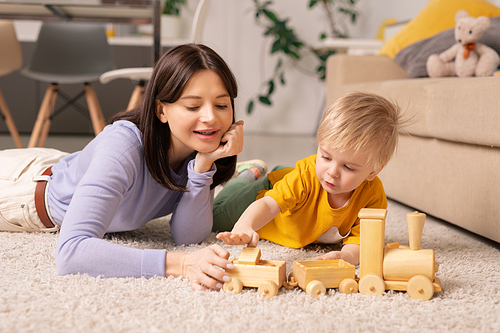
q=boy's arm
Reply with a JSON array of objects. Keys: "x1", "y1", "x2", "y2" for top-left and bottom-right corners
[
  {"x1": 316, "y1": 244, "x2": 360, "y2": 266},
  {"x1": 216, "y1": 196, "x2": 281, "y2": 247}
]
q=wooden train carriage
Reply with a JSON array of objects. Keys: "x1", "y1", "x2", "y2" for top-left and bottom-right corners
[
  {"x1": 223, "y1": 247, "x2": 286, "y2": 298},
  {"x1": 291, "y1": 259, "x2": 358, "y2": 297}
]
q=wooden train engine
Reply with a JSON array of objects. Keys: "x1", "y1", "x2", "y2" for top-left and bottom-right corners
[{"x1": 357, "y1": 208, "x2": 442, "y2": 301}]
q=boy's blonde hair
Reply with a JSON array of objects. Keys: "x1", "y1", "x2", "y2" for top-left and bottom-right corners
[{"x1": 317, "y1": 92, "x2": 405, "y2": 170}]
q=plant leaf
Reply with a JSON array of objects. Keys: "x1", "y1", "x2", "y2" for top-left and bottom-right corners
[
  {"x1": 267, "y1": 80, "x2": 275, "y2": 95},
  {"x1": 271, "y1": 39, "x2": 282, "y2": 54},
  {"x1": 275, "y1": 58, "x2": 282, "y2": 70},
  {"x1": 288, "y1": 50, "x2": 300, "y2": 59},
  {"x1": 259, "y1": 95, "x2": 272, "y2": 105},
  {"x1": 262, "y1": 9, "x2": 278, "y2": 22},
  {"x1": 247, "y1": 100, "x2": 254, "y2": 114}
]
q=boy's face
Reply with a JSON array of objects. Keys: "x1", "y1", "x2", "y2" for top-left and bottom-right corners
[{"x1": 316, "y1": 144, "x2": 381, "y2": 203}]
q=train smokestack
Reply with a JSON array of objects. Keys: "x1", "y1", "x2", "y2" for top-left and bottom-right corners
[{"x1": 407, "y1": 211, "x2": 426, "y2": 250}]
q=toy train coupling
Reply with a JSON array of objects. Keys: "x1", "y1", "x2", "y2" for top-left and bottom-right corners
[{"x1": 283, "y1": 275, "x2": 298, "y2": 289}]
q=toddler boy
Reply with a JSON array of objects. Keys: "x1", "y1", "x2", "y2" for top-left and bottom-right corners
[{"x1": 214, "y1": 92, "x2": 405, "y2": 265}]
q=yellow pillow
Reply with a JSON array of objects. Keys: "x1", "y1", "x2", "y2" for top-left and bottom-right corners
[{"x1": 378, "y1": 0, "x2": 500, "y2": 58}]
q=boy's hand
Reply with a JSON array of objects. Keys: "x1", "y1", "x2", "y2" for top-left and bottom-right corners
[
  {"x1": 316, "y1": 251, "x2": 354, "y2": 264},
  {"x1": 316, "y1": 244, "x2": 360, "y2": 266},
  {"x1": 216, "y1": 231, "x2": 260, "y2": 247},
  {"x1": 216, "y1": 197, "x2": 278, "y2": 248}
]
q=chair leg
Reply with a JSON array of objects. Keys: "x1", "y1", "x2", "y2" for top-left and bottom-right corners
[
  {"x1": 127, "y1": 85, "x2": 144, "y2": 111},
  {"x1": 28, "y1": 84, "x2": 58, "y2": 148},
  {"x1": 84, "y1": 83, "x2": 106, "y2": 135},
  {"x1": 37, "y1": 112, "x2": 53, "y2": 148},
  {"x1": 0, "y1": 89, "x2": 23, "y2": 148}
]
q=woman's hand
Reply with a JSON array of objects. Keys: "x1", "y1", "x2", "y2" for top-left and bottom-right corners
[
  {"x1": 213, "y1": 120, "x2": 244, "y2": 159},
  {"x1": 165, "y1": 245, "x2": 234, "y2": 291},
  {"x1": 194, "y1": 120, "x2": 244, "y2": 173}
]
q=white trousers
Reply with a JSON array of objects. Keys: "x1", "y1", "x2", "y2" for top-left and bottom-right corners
[{"x1": 0, "y1": 148, "x2": 68, "y2": 232}]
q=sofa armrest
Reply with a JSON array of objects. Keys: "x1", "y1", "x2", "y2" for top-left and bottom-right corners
[{"x1": 326, "y1": 54, "x2": 408, "y2": 106}]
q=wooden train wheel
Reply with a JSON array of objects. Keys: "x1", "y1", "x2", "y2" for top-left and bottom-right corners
[
  {"x1": 407, "y1": 275, "x2": 434, "y2": 301},
  {"x1": 359, "y1": 273, "x2": 385, "y2": 296},
  {"x1": 306, "y1": 280, "x2": 326, "y2": 298},
  {"x1": 339, "y1": 278, "x2": 358, "y2": 294},
  {"x1": 223, "y1": 277, "x2": 243, "y2": 294},
  {"x1": 258, "y1": 280, "x2": 279, "y2": 298}
]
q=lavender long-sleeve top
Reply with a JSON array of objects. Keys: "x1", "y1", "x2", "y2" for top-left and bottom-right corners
[{"x1": 48, "y1": 120, "x2": 216, "y2": 278}]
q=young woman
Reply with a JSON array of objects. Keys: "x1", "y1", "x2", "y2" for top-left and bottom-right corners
[{"x1": 0, "y1": 44, "x2": 243, "y2": 291}]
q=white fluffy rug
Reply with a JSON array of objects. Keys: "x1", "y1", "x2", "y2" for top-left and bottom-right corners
[{"x1": 1, "y1": 199, "x2": 499, "y2": 333}]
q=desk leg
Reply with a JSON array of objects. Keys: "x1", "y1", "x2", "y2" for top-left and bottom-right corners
[{"x1": 153, "y1": 0, "x2": 161, "y2": 64}]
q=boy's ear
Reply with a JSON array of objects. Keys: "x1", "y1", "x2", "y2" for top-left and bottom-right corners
[
  {"x1": 155, "y1": 100, "x2": 168, "y2": 123},
  {"x1": 366, "y1": 165, "x2": 385, "y2": 181}
]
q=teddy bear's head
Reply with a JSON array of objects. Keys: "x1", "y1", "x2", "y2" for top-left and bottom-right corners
[{"x1": 454, "y1": 10, "x2": 490, "y2": 45}]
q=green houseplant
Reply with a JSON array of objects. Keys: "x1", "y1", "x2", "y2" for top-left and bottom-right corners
[
  {"x1": 247, "y1": 0, "x2": 359, "y2": 114},
  {"x1": 161, "y1": 0, "x2": 187, "y2": 39},
  {"x1": 163, "y1": 0, "x2": 187, "y2": 16}
]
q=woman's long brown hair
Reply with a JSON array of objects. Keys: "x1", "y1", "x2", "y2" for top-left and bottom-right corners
[{"x1": 108, "y1": 44, "x2": 238, "y2": 191}]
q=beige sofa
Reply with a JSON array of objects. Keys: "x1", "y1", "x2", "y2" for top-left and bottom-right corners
[{"x1": 326, "y1": 54, "x2": 500, "y2": 244}]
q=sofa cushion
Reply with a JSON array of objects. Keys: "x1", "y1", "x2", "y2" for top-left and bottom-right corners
[
  {"x1": 378, "y1": 0, "x2": 500, "y2": 59},
  {"x1": 336, "y1": 76, "x2": 500, "y2": 148},
  {"x1": 395, "y1": 16, "x2": 500, "y2": 78},
  {"x1": 426, "y1": 77, "x2": 500, "y2": 147}
]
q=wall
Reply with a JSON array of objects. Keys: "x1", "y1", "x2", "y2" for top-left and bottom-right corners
[
  {"x1": 198, "y1": 0, "x2": 500, "y2": 135},
  {"x1": 4, "y1": 0, "x2": 499, "y2": 137},
  {"x1": 199, "y1": 0, "x2": 430, "y2": 135}
]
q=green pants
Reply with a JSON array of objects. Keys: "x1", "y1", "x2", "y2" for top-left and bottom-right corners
[{"x1": 212, "y1": 165, "x2": 289, "y2": 232}]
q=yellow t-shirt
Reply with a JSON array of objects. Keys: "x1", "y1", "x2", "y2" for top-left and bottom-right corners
[{"x1": 257, "y1": 154, "x2": 387, "y2": 248}]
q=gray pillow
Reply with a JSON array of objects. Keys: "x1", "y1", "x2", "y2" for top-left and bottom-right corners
[{"x1": 394, "y1": 16, "x2": 500, "y2": 78}]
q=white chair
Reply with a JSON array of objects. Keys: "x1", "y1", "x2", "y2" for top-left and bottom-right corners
[
  {"x1": 99, "y1": 0, "x2": 211, "y2": 110},
  {"x1": 0, "y1": 20, "x2": 23, "y2": 148},
  {"x1": 22, "y1": 22, "x2": 115, "y2": 147}
]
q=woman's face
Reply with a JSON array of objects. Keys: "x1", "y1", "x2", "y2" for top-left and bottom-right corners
[{"x1": 157, "y1": 69, "x2": 233, "y2": 165}]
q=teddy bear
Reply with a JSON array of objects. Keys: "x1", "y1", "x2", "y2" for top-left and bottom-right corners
[{"x1": 426, "y1": 10, "x2": 500, "y2": 78}]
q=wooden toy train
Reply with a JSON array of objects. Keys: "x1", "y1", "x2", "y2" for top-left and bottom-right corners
[{"x1": 222, "y1": 208, "x2": 442, "y2": 301}]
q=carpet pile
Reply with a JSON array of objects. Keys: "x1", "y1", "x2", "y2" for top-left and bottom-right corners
[{"x1": 1, "y1": 200, "x2": 499, "y2": 332}]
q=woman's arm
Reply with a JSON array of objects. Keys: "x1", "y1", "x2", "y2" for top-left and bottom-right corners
[
  {"x1": 169, "y1": 159, "x2": 216, "y2": 245},
  {"x1": 170, "y1": 121, "x2": 244, "y2": 244},
  {"x1": 56, "y1": 158, "x2": 234, "y2": 289},
  {"x1": 55, "y1": 151, "x2": 161, "y2": 278}
]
